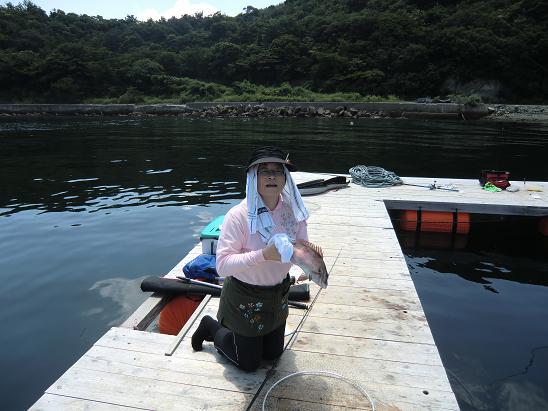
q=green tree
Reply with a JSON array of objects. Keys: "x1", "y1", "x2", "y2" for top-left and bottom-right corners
[{"x1": 126, "y1": 58, "x2": 165, "y2": 92}]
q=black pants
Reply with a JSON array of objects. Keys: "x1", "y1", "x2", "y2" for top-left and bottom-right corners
[{"x1": 214, "y1": 321, "x2": 286, "y2": 372}]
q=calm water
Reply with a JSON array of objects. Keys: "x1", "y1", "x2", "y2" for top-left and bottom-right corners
[
  {"x1": 0, "y1": 116, "x2": 547, "y2": 410},
  {"x1": 396, "y1": 217, "x2": 548, "y2": 410}
]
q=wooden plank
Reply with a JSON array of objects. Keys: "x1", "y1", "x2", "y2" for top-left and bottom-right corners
[
  {"x1": 307, "y1": 226, "x2": 400, "y2": 237},
  {"x1": 45, "y1": 367, "x2": 251, "y2": 410},
  {"x1": 308, "y1": 240, "x2": 400, "y2": 252},
  {"x1": 78, "y1": 344, "x2": 267, "y2": 393},
  {"x1": 328, "y1": 276, "x2": 415, "y2": 291},
  {"x1": 29, "y1": 394, "x2": 144, "y2": 410},
  {"x1": 95, "y1": 327, "x2": 177, "y2": 355},
  {"x1": 299, "y1": 314, "x2": 433, "y2": 344},
  {"x1": 308, "y1": 237, "x2": 403, "y2": 251},
  {"x1": 311, "y1": 239, "x2": 402, "y2": 251},
  {"x1": 303, "y1": 197, "x2": 387, "y2": 208},
  {"x1": 316, "y1": 286, "x2": 423, "y2": 311},
  {"x1": 319, "y1": 249, "x2": 406, "y2": 261},
  {"x1": 288, "y1": 332, "x2": 444, "y2": 367},
  {"x1": 318, "y1": 249, "x2": 406, "y2": 262},
  {"x1": 308, "y1": 233, "x2": 401, "y2": 245},
  {"x1": 307, "y1": 214, "x2": 394, "y2": 228},
  {"x1": 327, "y1": 260, "x2": 411, "y2": 279},
  {"x1": 97, "y1": 327, "x2": 233, "y2": 366},
  {"x1": 307, "y1": 302, "x2": 426, "y2": 323},
  {"x1": 309, "y1": 208, "x2": 391, "y2": 218}
]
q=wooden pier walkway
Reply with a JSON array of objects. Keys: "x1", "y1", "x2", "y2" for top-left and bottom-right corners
[{"x1": 30, "y1": 172, "x2": 547, "y2": 410}]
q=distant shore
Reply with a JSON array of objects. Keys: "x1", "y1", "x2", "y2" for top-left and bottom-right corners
[{"x1": 0, "y1": 102, "x2": 493, "y2": 120}]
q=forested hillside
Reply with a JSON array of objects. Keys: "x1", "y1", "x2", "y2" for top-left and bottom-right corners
[{"x1": 1, "y1": 0, "x2": 546, "y2": 103}]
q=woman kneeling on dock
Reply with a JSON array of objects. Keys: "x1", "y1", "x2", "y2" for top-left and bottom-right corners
[{"x1": 191, "y1": 146, "x2": 309, "y2": 371}]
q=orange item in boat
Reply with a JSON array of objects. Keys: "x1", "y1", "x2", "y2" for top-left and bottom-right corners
[{"x1": 159, "y1": 295, "x2": 204, "y2": 335}]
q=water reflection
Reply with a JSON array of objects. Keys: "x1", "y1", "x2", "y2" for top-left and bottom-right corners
[
  {"x1": 89, "y1": 276, "x2": 148, "y2": 326},
  {"x1": 407, "y1": 250, "x2": 548, "y2": 289},
  {"x1": 1, "y1": 180, "x2": 241, "y2": 216}
]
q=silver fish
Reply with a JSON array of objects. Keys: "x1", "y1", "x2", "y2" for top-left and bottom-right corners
[{"x1": 291, "y1": 240, "x2": 328, "y2": 288}]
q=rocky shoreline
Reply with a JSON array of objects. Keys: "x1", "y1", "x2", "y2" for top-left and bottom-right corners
[
  {"x1": 0, "y1": 102, "x2": 491, "y2": 120},
  {"x1": 0, "y1": 102, "x2": 546, "y2": 121},
  {"x1": 484, "y1": 104, "x2": 548, "y2": 122}
]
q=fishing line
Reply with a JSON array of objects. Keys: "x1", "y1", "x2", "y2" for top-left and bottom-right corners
[{"x1": 284, "y1": 328, "x2": 296, "y2": 337}]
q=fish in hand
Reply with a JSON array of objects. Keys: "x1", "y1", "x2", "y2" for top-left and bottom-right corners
[{"x1": 291, "y1": 240, "x2": 329, "y2": 288}]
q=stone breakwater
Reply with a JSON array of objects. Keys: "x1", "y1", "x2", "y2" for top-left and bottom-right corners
[
  {"x1": 485, "y1": 104, "x2": 548, "y2": 122},
  {"x1": 0, "y1": 102, "x2": 492, "y2": 119}
]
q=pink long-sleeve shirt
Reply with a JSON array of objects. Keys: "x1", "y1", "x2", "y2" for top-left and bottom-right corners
[{"x1": 216, "y1": 196, "x2": 308, "y2": 286}]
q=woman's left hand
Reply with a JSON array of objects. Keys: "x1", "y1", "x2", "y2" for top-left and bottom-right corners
[{"x1": 262, "y1": 243, "x2": 281, "y2": 261}]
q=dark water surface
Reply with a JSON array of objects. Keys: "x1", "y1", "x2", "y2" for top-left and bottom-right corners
[
  {"x1": 396, "y1": 217, "x2": 548, "y2": 411},
  {"x1": 0, "y1": 116, "x2": 547, "y2": 410}
]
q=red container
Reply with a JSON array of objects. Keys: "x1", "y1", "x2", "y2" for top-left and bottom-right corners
[{"x1": 479, "y1": 170, "x2": 511, "y2": 189}]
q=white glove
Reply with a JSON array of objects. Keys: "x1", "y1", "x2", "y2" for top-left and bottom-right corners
[{"x1": 268, "y1": 234, "x2": 294, "y2": 263}]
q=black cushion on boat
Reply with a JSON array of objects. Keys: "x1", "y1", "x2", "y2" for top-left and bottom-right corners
[{"x1": 141, "y1": 277, "x2": 310, "y2": 301}]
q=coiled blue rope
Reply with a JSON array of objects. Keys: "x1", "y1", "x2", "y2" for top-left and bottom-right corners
[{"x1": 349, "y1": 165, "x2": 403, "y2": 188}]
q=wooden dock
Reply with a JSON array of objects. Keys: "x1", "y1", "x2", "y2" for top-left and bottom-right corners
[{"x1": 30, "y1": 172, "x2": 547, "y2": 410}]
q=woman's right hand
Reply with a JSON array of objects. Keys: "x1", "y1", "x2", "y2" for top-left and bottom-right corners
[{"x1": 262, "y1": 243, "x2": 281, "y2": 261}]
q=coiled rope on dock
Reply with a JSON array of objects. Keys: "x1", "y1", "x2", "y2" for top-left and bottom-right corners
[{"x1": 349, "y1": 165, "x2": 403, "y2": 187}]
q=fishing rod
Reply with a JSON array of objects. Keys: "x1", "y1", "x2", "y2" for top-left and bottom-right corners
[
  {"x1": 176, "y1": 276, "x2": 222, "y2": 289},
  {"x1": 175, "y1": 276, "x2": 309, "y2": 309},
  {"x1": 403, "y1": 181, "x2": 459, "y2": 192}
]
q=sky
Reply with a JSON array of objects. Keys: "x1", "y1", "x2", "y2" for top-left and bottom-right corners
[{"x1": 0, "y1": 0, "x2": 284, "y2": 19}]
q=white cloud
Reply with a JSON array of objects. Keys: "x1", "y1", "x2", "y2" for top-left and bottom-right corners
[{"x1": 137, "y1": 0, "x2": 219, "y2": 21}]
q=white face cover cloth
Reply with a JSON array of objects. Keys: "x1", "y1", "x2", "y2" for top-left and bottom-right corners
[{"x1": 246, "y1": 165, "x2": 309, "y2": 245}]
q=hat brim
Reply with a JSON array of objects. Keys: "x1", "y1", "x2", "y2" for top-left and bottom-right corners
[{"x1": 247, "y1": 157, "x2": 297, "y2": 172}]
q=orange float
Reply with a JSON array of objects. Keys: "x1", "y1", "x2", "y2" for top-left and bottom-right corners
[
  {"x1": 159, "y1": 295, "x2": 204, "y2": 335},
  {"x1": 400, "y1": 210, "x2": 471, "y2": 234}
]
